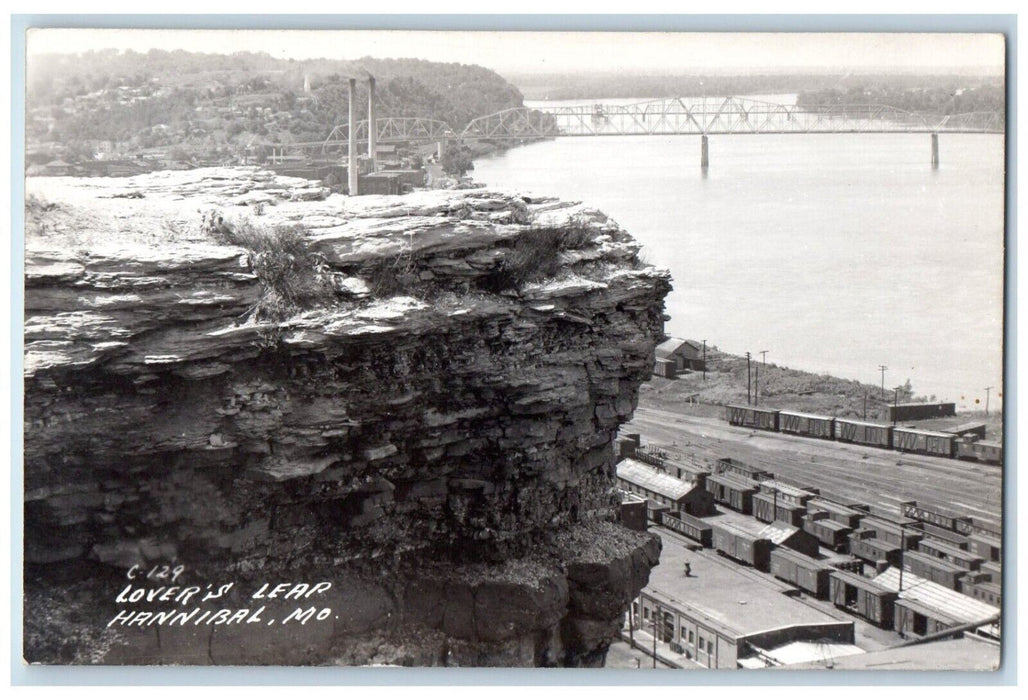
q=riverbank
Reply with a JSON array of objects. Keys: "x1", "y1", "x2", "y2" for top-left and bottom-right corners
[{"x1": 638, "y1": 348, "x2": 1003, "y2": 442}]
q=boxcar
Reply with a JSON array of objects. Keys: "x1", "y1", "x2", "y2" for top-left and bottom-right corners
[
  {"x1": 962, "y1": 581, "x2": 1002, "y2": 607},
  {"x1": 968, "y1": 516, "x2": 1001, "y2": 540},
  {"x1": 834, "y1": 419, "x2": 893, "y2": 449},
  {"x1": 900, "y1": 501, "x2": 972, "y2": 534},
  {"x1": 706, "y1": 473, "x2": 760, "y2": 515},
  {"x1": 858, "y1": 517, "x2": 922, "y2": 550},
  {"x1": 779, "y1": 411, "x2": 835, "y2": 440},
  {"x1": 967, "y1": 532, "x2": 1002, "y2": 563},
  {"x1": 806, "y1": 498, "x2": 865, "y2": 529},
  {"x1": 754, "y1": 493, "x2": 806, "y2": 527},
  {"x1": 802, "y1": 514, "x2": 853, "y2": 551},
  {"x1": 829, "y1": 570, "x2": 898, "y2": 629},
  {"x1": 712, "y1": 522, "x2": 772, "y2": 571},
  {"x1": 892, "y1": 428, "x2": 957, "y2": 458},
  {"x1": 955, "y1": 439, "x2": 1003, "y2": 465},
  {"x1": 886, "y1": 402, "x2": 956, "y2": 422},
  {"x1": 981, "y1": 561, "x2": 1002, "y2": 584},
  {"x1": 903, "y1": 551, "x2": 968, "y2": 591},
  {"x1": 715, "y1": 457, "x2": 774, "y2": 482},
  {"x1": 848, "y1": 535, "x2": 902, "y2": 567},
  {"x1": 660, "y1": 510, "x2": 713, "y2": 548},
  {"x1": 770, "y1": 548, "x2": 832, "y2": 599},
  {"x1": 725, "y1": 405, "x2": 780, "y2": 432},
  {"x1": 893, "y1": 598, "x2": 962, "y2": 638},
  {"x1": 917, "y1": 540, "x2": 983, "y2": 571},
  {"x1": 917, "y1": 522, "x2": 970, "y2": 550}
]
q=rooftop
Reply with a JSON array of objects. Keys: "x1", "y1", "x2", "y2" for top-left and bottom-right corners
[
  {"x1": 617, "y1": 459, "x2": 693, "y2": 501},
  {"x1": 707, "y1": 473, "x2": 760, "y2": 491},
  {"x1": 778, "y1": 636, "x2": 999, "y2": 671},
  {"x1": 873, "y1": 567, "x2": 1000, "y2": 627},
  {"x1": 646, "y1": 524, "x2": 848, "y2": 640},
  {"x1": 756, "y1": 521, "x2": 805, "y2": 546},
  {"x1": 654, "y1": 337, "x2": 701, "y2": 358}
]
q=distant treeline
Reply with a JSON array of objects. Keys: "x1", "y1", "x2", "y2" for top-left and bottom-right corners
[
  {"x1": 795, "y1": 83, "x2": 1005, "y2": 117},
  {"x1": 27, "y1": 50, "x2": 525, "y2": 158},
  {"x1": 509, "y1": 71, "x2": 1004, "y2": 105}
]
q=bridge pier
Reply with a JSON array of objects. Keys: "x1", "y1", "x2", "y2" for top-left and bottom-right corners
[
  {"x1": 700, "y1": 134, "x2": 709, "y2": 171},
  {"x1": 437, "y1": 139, "x2": 446, "y2": 160},
  {"x1": 348, "y1": 78, "x2": 358, "y2": 196},
  {"x1": 931, "y1": 132, "x2": 939, "y2": 170}
]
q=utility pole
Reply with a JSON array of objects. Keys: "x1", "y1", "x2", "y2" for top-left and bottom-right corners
[
  {"x1": 893, "y1": 388, "x2": 900, "y2": 426},
  {"x1": 899, "y1": 526, "x2": 906, "y2": 592},
  {"x1": 702, "y1": 339, "x2": 707, "y2": 381},
  {"x1": 754, "y1": 361, "x2": 760, "y2": 406},
  {"x1": 746, "y1": 352, "x2": 752, "y2": 405},
  {"x1": 984, "y1": 387, "x2": 992, "y2": 416},
  {"x1": 863, "y1": 391, "x2": 867, "y2": 420},
  {"x1": 759, "y1": 350, "x2": 768, "y2": 408},
  {"x1": 878, "y1": 365, "x2": 888, "y2": 400},
  {"x1": 652, "y1": 602, "x2": 660, "y2": 668}
]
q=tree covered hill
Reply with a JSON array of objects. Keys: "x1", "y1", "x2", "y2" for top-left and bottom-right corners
[{"x1": 27, "y1": 50, "x2": 525, "y2": 160}]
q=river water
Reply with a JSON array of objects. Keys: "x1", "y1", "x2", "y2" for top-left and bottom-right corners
[{"x1": 473, "y1": 109, "x2": 1005, "y2": 410}]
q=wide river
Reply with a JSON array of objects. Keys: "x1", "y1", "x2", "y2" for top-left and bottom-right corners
[{"x1": 473, "y1": 105, "x2": 1005, "y2": 410}]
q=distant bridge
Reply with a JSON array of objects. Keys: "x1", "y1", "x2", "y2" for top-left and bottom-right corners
[
  {"x1": 262, "y1": 96, "x2": 1004, "y2": 170},
  {"x1": 461, "y1": 97, "x2": 1003, "y2": 139}
]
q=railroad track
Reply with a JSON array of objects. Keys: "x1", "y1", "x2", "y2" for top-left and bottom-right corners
[{"x1": 627, "y1": 406, "x2": 1002, "y2": 521}]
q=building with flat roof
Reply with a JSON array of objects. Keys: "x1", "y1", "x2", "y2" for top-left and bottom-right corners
[{"x1": 632, "y1": 527, "x2": 854, "y2": 669}]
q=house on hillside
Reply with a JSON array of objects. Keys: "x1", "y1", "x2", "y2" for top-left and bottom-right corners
[{"x1": 654, "y1": 337, "x2": 706, "y2": 378}]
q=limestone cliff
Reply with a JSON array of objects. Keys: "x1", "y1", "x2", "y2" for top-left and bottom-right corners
[{"x1": 23, "y1": 167, "x2": 670, "y2": 666}]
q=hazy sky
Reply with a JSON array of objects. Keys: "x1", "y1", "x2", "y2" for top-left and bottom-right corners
[{"x1": 27, "y1": 29, "x2": 1006, "y2": 76}]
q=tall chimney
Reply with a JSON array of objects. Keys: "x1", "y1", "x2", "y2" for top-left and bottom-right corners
[
  {"x1": 367, "y1": 76, "x2": 377, "y2": 172},
  {"x1": 348, "y1": 77, "x2": 358, "y2": 196}
]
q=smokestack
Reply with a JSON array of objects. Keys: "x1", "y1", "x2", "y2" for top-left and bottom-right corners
[
  {"x1": 348, "y1": 78, "x2": 358, "y2": 196},
  {"x1": 367, "y1": 76, "x2": 377, "y2": 172}
]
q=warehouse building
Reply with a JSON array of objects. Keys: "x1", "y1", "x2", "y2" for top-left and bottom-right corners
[
  {"x1": 631, "y1": 532, "x2": 855, "y2": 669},
  {"x1": 616, "y1": 458, "x2": 716, "y2": 516}
]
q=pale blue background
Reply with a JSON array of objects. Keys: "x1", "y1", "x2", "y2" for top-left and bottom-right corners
[{"x1": 9, "y1": 13, "x2": 1017, "y2": 686}]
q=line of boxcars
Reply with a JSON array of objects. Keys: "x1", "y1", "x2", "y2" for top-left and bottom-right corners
[
  {"x1": 647, "y1": 455, "x2": 1003, "y2": 618},
  {"x1": 725, "y1": 405, "x2": 1002, "y2": 465}
]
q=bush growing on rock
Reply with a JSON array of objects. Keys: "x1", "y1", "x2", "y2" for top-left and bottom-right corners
[
  {"x1": 204, "y1": 212, "x2": 334, "y2": 322},
  {"x1": 483, "y1": 220, "x2": 595, "y2": 292}
]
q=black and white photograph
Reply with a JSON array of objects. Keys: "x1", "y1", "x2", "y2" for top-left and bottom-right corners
[{"x1": 17, "y1": 21, "x2": 1008, "y2": 673}]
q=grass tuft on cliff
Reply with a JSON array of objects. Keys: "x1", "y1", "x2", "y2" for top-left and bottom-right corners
[
  {"x1": 206, "y1": 215, "x2": 334, "y2": 322},
  {"x1": 483, "y1": 220, "x2": 595, "y2": 293}
]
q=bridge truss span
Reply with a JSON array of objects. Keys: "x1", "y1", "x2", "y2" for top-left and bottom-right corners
[
  {"x1": 461, "y1": 97, "x2": 1004, "y2": 139},
  {"x1": 323, "y1": 117, "x2": 455, "y2": 154}
]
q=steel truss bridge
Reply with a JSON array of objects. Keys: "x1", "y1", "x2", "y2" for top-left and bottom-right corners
[
  {"x1": 261, "y1": 97, "x2": 1002, "y2": 165},
  {"x1": 461, "y1": 97, "x2": 1003, "y2": 139}
]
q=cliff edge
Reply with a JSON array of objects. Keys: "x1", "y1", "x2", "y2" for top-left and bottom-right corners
[{"x1": 23, "y1": 167, "x2": 671, "y2": 666}]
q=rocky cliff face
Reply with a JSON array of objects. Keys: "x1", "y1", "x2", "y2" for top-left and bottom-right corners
[{"x1": 23, "y1": 168, "x2": 670, "y2": 666}]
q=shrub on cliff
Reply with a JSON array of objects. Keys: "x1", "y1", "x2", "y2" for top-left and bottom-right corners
[
  {"x1": 205, "y1": 214, "x2": 333, "y2": 322},
  {"x1": 483, "y1": 220, "x2": 595, "y2": 293}
]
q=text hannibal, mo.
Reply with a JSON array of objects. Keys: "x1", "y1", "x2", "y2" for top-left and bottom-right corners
[{"x1": 107, "y1": 581, "x2": 334, "y2": 628}]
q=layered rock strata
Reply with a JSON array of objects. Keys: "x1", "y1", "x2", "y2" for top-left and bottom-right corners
[{"x1": 23, "y1": 167, "x2": 670, "y2": 666}]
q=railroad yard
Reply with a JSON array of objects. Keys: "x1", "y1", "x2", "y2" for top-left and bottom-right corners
[
  {"x1": 623, "y1": 405, "x2": 1002, "y2": 523},
  {"x1": 611, "y1": 400, "x2": 1003, "y2": 669}
]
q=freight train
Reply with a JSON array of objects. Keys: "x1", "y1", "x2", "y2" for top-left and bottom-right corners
[{"x1": 725, "y1": 405, "x2": 1002, "y2": 465}]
